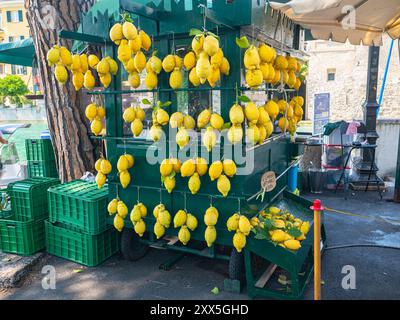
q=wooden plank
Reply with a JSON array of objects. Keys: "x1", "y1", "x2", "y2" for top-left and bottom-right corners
[{"x1": 255, "y1": 264, "x2": 278, "y2": 289}]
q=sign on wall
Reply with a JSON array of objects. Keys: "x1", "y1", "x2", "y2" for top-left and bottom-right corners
[{"x1": 313, "y1": 93, "x2": 330, "y2": 135}]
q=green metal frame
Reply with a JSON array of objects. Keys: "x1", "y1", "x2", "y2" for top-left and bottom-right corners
[{"x1": 59, "y1": 0, "x2": 323, "y2": 300}]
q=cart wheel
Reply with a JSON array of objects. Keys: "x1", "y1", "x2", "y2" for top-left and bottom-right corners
[
  {"x1": 229, "y1": 248, "x2": 245, "y2": 283},
  {"x1": 120, "y1": 228, "x2": 149, "y2": 261}
]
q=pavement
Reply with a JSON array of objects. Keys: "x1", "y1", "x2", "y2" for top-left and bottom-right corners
[{"x1": 1, "y1": 187, "x2": 399, "y2": 300}]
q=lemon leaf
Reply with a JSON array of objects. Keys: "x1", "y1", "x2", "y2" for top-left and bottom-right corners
[
  {"x1": 206, "y1": 31, "x2": 220, "y2": 40},
  {"x1": 236, "y1": 36, "x2": 250, "y2": 49},
  {"x1": 152, "y1": 50, "x2": 159, "y2": 57},
  {"x1": 211, "y1": 287, "x2": 220, "y2": 295},
  {"x1": 223, "y1": 122, "x2": 232, "y2": 129},
  {"x1": 189, "y1": 28, "x2": 203, "y2": 37},
  {"x1": 160, "y1": 101, "x2": 172, "y2": 108},
  {"x1": 287, "y1": 227, "x2": 302, "y2": 238},
  {"x1": 142, "y1": 98, "x2": 152, "y2": 105},
  {"x1": 238, "y1": 95, "x2": 251, "y2": 103}
]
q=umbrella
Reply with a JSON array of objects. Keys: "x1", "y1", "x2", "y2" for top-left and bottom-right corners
[{"x1": 269, "y1": 0, "x2": 400, "y2": 45}]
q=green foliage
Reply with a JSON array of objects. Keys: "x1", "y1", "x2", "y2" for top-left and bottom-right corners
[{"x1": 0, "y1": 75, "x2": 29, "y2": 107}]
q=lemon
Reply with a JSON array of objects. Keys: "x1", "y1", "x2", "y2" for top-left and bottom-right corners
[
  {"x1": 245, "y1": 102, "x2": 260, "y2": 124},
  {"x1": 154, "y1": 221, "x2": 166, "y2": 239},
  {"x1": 91, "y1": 119, "x2": 103, "y2": 136},
  {"x1": 156, "y1": 108, "x2": 170, "y2": 126},
  {"x1": 272, "y1": 219, "x2": 286, "y2": 229},
  {"x1": 72, "y1": 72, "x2": 84, "y2": 91},
  {"x1": 164, "y1": 176, "x2": 176, "y2": 194},
  {"x1": 80, "y1": 54, "x2": 89, "y2": 73},
  {"x1": 229, "y1": 104, "x2": 245, "y2": 125},
  {"x1": 258, "y1": 125, "x2": 267, "y2": 144},
  {"x1": 183, "y1": 115, "x2": 196, "y2": 130},
  {"x1": 211, "y1": 48, "x2": 224, "y2": 67},
  {"x1": 209, "y1": 161, "x2": 223, "y2": 181},
  {"x1": 207, "y1": 65, "x2": 221, "y2": 88},
  {"x1": 205, "y1": 226, "x2": 217, "y2": 247},
  {"x1": 70, "y1": 54, "x2": 82, "y2": 73},
  {"x1": 181, "y1": 159, "x2": 196, "y2": 177},
  {"x1": 282, "y1": 71, "x2": 289, "y2": 85},
  {"x1": 210, "y1": 113, "x2": 224, "y2": 130},
  {"x1": 188, "y1": 173, "x2": 201, "y2": 195},
  {"x1": 278, "y1": 99, "x2": 288, "y2": 113},
  {"x1": 117, "y1": 201, "x2": 128, "y2": 219},
  {"x1": 284, "y1": 239, "x2": 301, "y2": 251},
  {"x1": 238, "y1": 216, "x2": 251, "y2": 235},
  {"x1": 300, "y1": 221, "x2": 310, "y2": 235},
  {"x1": 117, "y1": 155, "x2": 130, "y2": 172},
  {"x1": 134, "y1": 219, "x2": 146, "y2": 237},
  {"x1": 158, "y1": 210, "x2": 171, "y2": 228},
  {"x1": 137, "y1": 203, "x2": 147, "y2": 217},
  {"x1": 139, "y1": 30, "x2": 152, "y2": 51},
  {"x1": 178, "y1": 226, "x2": 191, "y2": 245},
  {"x1": 195, "y1": 157, "x2": 208, "y2": 176},
  {"x1": 192, "y1": 34, "x2": 204, "y2": 54},
  {"x1": 189, "y1": 68, "x2": 201, "y2": 86},
  {"x1": 186, "y1": 214, "x2": 198, "y2": 231},
  {"x1": 131, "y1": 119, "x2": 143, "y2": 137},
  {"x1": 160, "y1": 159, "x2": 173, "y2": 177},
  {"x1": 122, "y1": 21, "x2": 138, "y2": 40},
  {"x1": 170, "y1": 112, "x2": 184, "y2": 129},
  {"x1": 174, "y1": 55, "x2": 182, "y2": 69},
  {"x1": 244, "y1": 45, "x2": 261, "y2": 70},
  {"x1": 97, "y1": 106, "x2": 105, "y2": 119},
  {"x1": 257, "y1": 107, "x2": 270, "y2": 126},
  {"x1": 220, "y1": 57, "x2": 230, "y2": 76},
  {"x1": 120, "y1": 170, "x2": 131, "y2": 189},
  {"x1": 110, "y1": 23, "x2": 123, "y2": 44},
  {"x1": 124, "y1": 58, "x2": 136, "y2": 73},
  {"x1": 233, "y1": 231, "x2": 246, "y2": 253},
  {"x1": 134, "y1": 51, "x2": 146, "y2": 73},
  {"x1": 184, "y1": 51, "x2": 196, "y2": 71},
  {"x1": 118, "y1": 40, "x2": 132, "y2": 63},
  {"x1": 47, "y1": 46, "x2": 60, "y2": 66},
  {"x1": 275, "y1": 55, "x2": 288, "y2": 70},
  {"x1": 293, "y1": 96, "x2": 304, "y2": 107},
  {"x1": 258, "y1": 44, "x2": 275, "y2": 63},
  {"x1": 266, "y1": 63, "x2": 276, "y2": 83},
  {"x1": 85, "y1": 103, "x2": 98, "y2": 121},
  {"x1": 88, "y1": 54, "x2": 99, "y2": 69},
  {"x1": 170, "y1": 158, "x2": 182, "y2": 173},
  {"x1": 176, "y1": 127, "x2": 190, "y2": 149},
  {"x1": 153, "y1": 204, "x2": 165, "y2": 219},
  {"x1": 278, "y1": 117, "x2": 289, "y2": 132},
  {"x1": 129, "y1": 36, "x2": 142, "y2": 53},
  {"x1": 296, "y1": 233, "x2": 306, "y2": 241},
  {"x1": 272, "y1": 67, "x2": 281, "y2": 85},
  {"x1": 100, "y1": 159, "x2": 112, "y2": 175},
  {"x1": 145, "y1": 71, "x2": 158, "y2": 90},
  {"x1": 58, "y1": 46, "x2": 72, "y2": 67},
  {"x1": 202, "y1": 127, "x2": 217, "y2": 152},
  {"x1": 105, "y1": 57, "x2": 119, "y2": 76},
  {"x1": 227, "y1": 214, "x2": 240, "y2": 232},
  {"x1": 150, "y1": 125, "x2": 163, "y2": 142},
  {"x1": 259, "y1": 63, "x2": 270, "y2": 81},
  {"x1": 270, "y1": 230, "x2": 285, "y2": 243},
  {"x1": 294, "y1": 78, "x2": 302, "y2": 91},
  {"x1": 148, "y1": 56, "x2": 162, "y2": 74},
  {"x1": 162, "y1": 55, "x2": 175, "y2": 73},
  {"x1": 217, "y1": 174, "x2": 231, "y2": 198},
  {"x1": 128, "y1": 72, "x2": 141, "y2": 88},
  {"x1": 247, "y1": 124, "x2": 260, "y2": 145},
  {"x1": 123, "y1": 107, "x2": 136, "y2": 123},
  {"x1": 287, "y1": 57, "x2": 297, "y2": 71},
  {"x1": 100, "y1": 73, "x2": 112, "y2": 88},
  {"x1": 130, "y1": 205, "x2": 142, "y2": 224},
  {"x1": 265, "y1": 100, "x2": 279, "y2": 120},
  {"x1": 114, "y1": 215, "x2": 125, "y2": 232},
  {"x1": 108, "y1": 199, "x2": 118, "y2": 215},
  {"x1": 55, "y1": 65, "x2": 68, "y2": 84},
  {"x1": 204, "y1": 207, "x2": 219, "y2": 226},
  {"x1": 250, "y1": 217, "x2": 260, "y2": 227},
  {"x1": 83, "y1": 70, "x2": 95, "y2": 90},
  {"x1": 197, "y1": 109, "x2": 211, "y2": 129},
  {"x1": 169, "y1": 69, "x2": 183, "y2": 89},
  {"x1": 246, "y1": 69, "x2": 263, "y2": 89},
  {"x1": 134, "y1": 106, "x2": 145, "y2": 121},
  {"x1": 269, "y1": 207, "x2": 281, "y2": 215},
  {"x1": 223, "y1": 159, "x2": 237, "y2": 178},
  {"x1": 196, "y1": 52, "x2": 211, "y2": 84},
  {"x1": 204, "y1": 35, "x2": 219, "y2": 57},
  {"x1": 174, "y1": 210, "x2": 187, "y2": 228}
]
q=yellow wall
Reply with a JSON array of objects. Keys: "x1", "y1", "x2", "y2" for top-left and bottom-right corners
[{"x1": 0, "y1": 0, "x2": 33, "y2": 91}]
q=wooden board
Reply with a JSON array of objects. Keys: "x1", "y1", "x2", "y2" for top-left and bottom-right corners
[{"x1": 255, "y1": 264, "x2": 278, "y2": 288}]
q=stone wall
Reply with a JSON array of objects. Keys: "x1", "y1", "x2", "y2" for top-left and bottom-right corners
[{"x1": 0, "y1": 101, "x2": 46, "y2": 122}]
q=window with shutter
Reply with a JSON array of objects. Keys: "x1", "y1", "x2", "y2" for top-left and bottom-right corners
[
  {"x1": 7, "y1": 11, "x2": 11, "y2": 23},
  {"x1": 18, "y1": 10, "x2": 23, "y2": 22}
]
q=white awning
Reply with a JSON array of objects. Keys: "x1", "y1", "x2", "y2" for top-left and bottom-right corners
[{"x1": 269, "y1": 0, "x2": 400, "y2": 45}]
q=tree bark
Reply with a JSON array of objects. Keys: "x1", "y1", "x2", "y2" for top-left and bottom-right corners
[{"x1": 25, "y1": 0, "x2": 99, "y2": 182}]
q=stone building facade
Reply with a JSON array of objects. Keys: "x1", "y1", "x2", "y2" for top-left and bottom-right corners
[{"x1": 305, "y1": 35, "x2": 400, "y2": 121}]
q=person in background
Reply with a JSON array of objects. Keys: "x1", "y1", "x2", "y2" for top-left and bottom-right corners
[{"x1": 0, "y1": 130, "x2": 8, "y2": 145}]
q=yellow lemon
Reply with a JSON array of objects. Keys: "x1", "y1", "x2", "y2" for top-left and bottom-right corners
[
  {"x1": 113, "y1": 215, "x2": 124, "y2": 232},
  {"x1": 205, "y1": 226, "x2": 217, "y2": 247},
  {"x1": 178, "y1": 226, "x2": 191, "y2": 245},
  {"x1": 229, "y1": 104, "x2": 245, "y2": 125},
  {"x1": 154, "y1": 221, "x2": 166, "y2": 239},
  {"x1": 119, "y1": 170, "x2": 131, "y2": 189},
  {"x1": 107, "y1": 199, "x2": 118, "y2": 215},
  {"x1": 195, "y1": 157, "x2": 208, "y2": 176},
  {"x1": 188, "y1": 173, "x2": 201, "y2": 195},
  {"x1": 91, "y1": 119, "x2": 103, "y2": 136},
  {"x1": 233, "y1": 231, "x2": 246, "y2": 253},
  {"x1": 186, "y1": 214, "x2": 198, "y2": 231},
  {"x1": 239, "y1": 215, "x2": 251, "y2": 236},
  {"x1": 128, "y1": 72, "x2": 141, "y2": 88},
  {"x1": 197, "y1": 109, "x2": 211, "y2": 129},
  {"x1": 134, "y1": 219, "x2": 146, "y2": 237},
  {"x1": 110, "y1": 23, "x2": 123, "y2": 44},
  {"x1": 96, "y1": 172, "x2": 107, "y2": 189},
  {"x1": 228, "y1": 125, "x2": 244, "y2": 144},
  {"x1": 139, "y1": 30, "x2": 152, "y2": 51},
  {"x1": 227, "y1": 214, "x2": 240, "y2": 232},
  {"x1": 181, "y1": 159, "x2": 196, "y2": 178},
  {"x1": 174, "y1": 210, "x2": 187, "y2": 228},
  {"x1": 223, "y1": 159, "x2": 237, "y2": 178},
  {"x1": 184, "y1": 51, "x2": 197, "y2": 71}
]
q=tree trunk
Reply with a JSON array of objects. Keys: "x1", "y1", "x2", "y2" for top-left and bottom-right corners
[{"x1": 25, "y1": 0, "x2": 99, "y2": 182}]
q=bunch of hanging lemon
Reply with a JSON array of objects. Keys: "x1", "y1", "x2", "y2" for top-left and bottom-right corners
[
  {"x1": 226, "y1": 214, "x2": 255, "y2": 253},
  {"x1": 162, "y1": 53, "x2": 183, "y2": 89},
  {"x1": 153, "y1": 204, "x2": 171, "y2": 239},
  {"x1": 169, "y1": 112, "x2": 196, "y2": 149},
  {"x1": 178, "y1": 158, "x2": 209, "y2": 195},
  {"x1": 117, "y1": 154, "x2": 134, "y2": 189},
  {"x1": 253, "y1": 206, "x2": 310, "y2": 252},
  {"x1": 208, "y1": 159, "x2": 237, "y2": 198},
  {"x1": 273, "y1": 54, "x2": 303, "y2": 90},
  {"x1": 94, "y1": 157, "x2": 112, "y2": 189},
  {"x1": 130, "y1": 202, "x2": 148, "y2": 237},
  {"x1": 123, "y1": 104, "x2": 146, "y2": 137},
  {"x1": 273, "y1": 96, "x2": 305, "y2": 136},
  {"x1": 195, "y1": 108, "x2": 226, "y2": 152},
  {"x1": 85, "y1": 102, "x2": 106, "y2": 136},
  {"x1": 109, "y1": 12, "x2": 152, "y2": 89},
  {"x1": 186, "y1": 29, "x2": 230, "y2": 88},
  {"x1": 204, "y1": 206, "x2": 219, "y2": 247},
  {"x1": 148, "y1": 100, "x2": 171, "y2": 142},
  {"x1": 173, "y1": 210, "x2": 199, "y2": 246},
  {"x1": 108, "y1": 198, "x2": 129, "y2": 232},
  {"x1": 159, "y1": 158, "x2": 181, "y2": 194}
]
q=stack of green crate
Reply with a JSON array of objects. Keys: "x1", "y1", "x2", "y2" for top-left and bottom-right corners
[
  {"x1": 46, "y1": 180, "x2": 119, "y2": 267},
  {"x1": 26, "y1": 139, "x2": 58, "y2": 178},
  {"x1": 0, "y1": 177, "x2": 60, "y2": 255}
]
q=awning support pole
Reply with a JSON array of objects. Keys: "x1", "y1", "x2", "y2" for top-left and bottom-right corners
[{"x1": 377, "y1": 39, "x2": 394, "y2": 116}]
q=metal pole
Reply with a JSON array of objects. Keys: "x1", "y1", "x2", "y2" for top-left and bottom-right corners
[
  {"x1": 312, "y1": 199, "x2": 323, "y2": 301},
  {"x1": 395, "y1": 133, "x2": 400, "y2": 202},
  {"x1": 377, "y1": 39, "x2": 394, "y2": 116}
]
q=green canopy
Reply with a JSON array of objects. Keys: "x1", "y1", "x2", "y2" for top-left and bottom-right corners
[{"x1": 0, "y1": 38, "x2": 35, "y2": 67}]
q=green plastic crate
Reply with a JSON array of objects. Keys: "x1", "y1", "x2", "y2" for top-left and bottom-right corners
[
  {"x1": 28, "y1": 160, "x2": 58, "y2": 178},
  {"x1": 45, "y1": 221, "x2": 119, "y2": 267},
  {"x1": 48, "y1": 180, "x2": 109, "y2": 235},
  {"x1": 25, "y1": 139, "x2": 55, "y2": 162},
  {"x1": 0, "y1": 215, "x2": 46, "y2": 255},
  {"x1": 8, "y1": 177, "x2": 60, "y2": 222}
]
